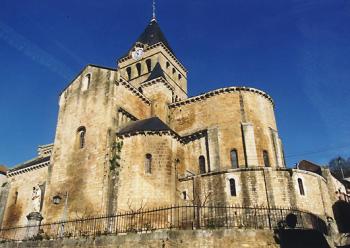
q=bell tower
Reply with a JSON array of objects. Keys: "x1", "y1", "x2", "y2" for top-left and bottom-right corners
[{"x1": 117, "y1": 18, "x2": 188, "y2": 104}]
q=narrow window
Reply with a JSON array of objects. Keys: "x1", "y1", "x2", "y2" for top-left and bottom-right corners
[
  {"x1": 145, "y1": 154, "x2": 152, "y2": 174},
  {"x1": 14, "y1": 191, "x2": 18, "y2": 204},
  {"x1": 146, "y1": 59, "x2": 152, "y2": 72},
  {"x1": 178, "y1": 74, "x2": 182, "y2": 80},
  {"x1": 126, "y1": 67, "x2": 132, "y2": 80},
  {"x1": 263, "y1": 150, "x2": 270, "y2": 167},
  {"x1": 82, "y1": 74, "x2": 91, "y2": 91},
  {"x1": 229, "y1": 179, "x2": 236, "y2": 196},
  {"x1": 298, "y1": 178, "x2": 305, "y2": 196},
  {"x1": 166, "y1": 61, "x2": 170, "y2": 68},
  {"x1": 230, "y1": 149, "x2": 239, "y2": 169},
  {"x1": 136, "y1": 63, "x2": 142, "y2": 76},
  {"x1": 138, "y1": 87, "x2": 143, "y2": 93},
  {"x1": 77, "y1": 127, "x2": 86, "y2": 149},
  {"x1": 172, "y1": 68, "x2": 176, "y2": 74},
  {"x1": 182, "y1": 191, "x2": 187, "y2": 200},
  {"x1": 199, "y1": 155, "x2": 206, "y2": 174}
]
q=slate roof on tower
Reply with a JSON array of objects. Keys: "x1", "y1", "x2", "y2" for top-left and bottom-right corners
[
  {"x1": 136, "y1": 20, "x2": 174, "y2": 54},
  {"x1": 122, "y1": 20, "x2": 174, "y2": 59}
]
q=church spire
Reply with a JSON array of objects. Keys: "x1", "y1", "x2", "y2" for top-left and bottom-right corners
[{"x1": 152, "y1": 0, "x2": 156, "y2": 21}]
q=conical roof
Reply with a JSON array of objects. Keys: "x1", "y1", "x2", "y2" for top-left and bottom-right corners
[{"x1": 146, "y1": 62, "x2": 166, "y2": 81}]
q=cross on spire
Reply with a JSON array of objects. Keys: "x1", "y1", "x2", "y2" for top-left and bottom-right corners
[{"x1": 152, "y1": 0, "x2": 156, "y2": 21}]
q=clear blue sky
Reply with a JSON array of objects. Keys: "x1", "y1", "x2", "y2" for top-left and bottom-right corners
[{"x1": 0, "y1": 0, "x2": 350, "y2": 167}]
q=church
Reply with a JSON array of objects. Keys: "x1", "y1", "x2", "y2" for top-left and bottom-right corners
[{"x1": 0, "y1": 14, "x2": 348, "y2": 239}]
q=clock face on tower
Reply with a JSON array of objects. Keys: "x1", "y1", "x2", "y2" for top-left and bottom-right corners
[{"x1": 131, "y1": 48, "x2": 144, "y2": 60}]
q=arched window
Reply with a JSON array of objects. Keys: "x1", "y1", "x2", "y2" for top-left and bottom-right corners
[
  {"x1": 178, "y1": 74, "x2": 182, "y2": 80},
  {"x1": 263, "y1": 150, "x2": 270, "y2": 167},
  {"x1": 166, "y1": 61, "x2": 170, "y2": 68},
  {"x1": 199, "y1": 155, "x2": 206, "y2": 174},
  {"x1": 172, "y1": 68, "x2": 176, "y2": 74},
  {"x1": 146, "y1": 59, "x2": 152, "y2": 72},
  {"x1": 82, "y1": 74, "x2": 91, "y2": 91},
  {"x1": 230, "y1": 149, "x2": 239, "y2": 169},
  {"x1": 14, "y1": 191, "x2": 18, "y2": 204},
  {"x1": 136, "y1": 63, "x2": 142, "y2": 76},
  {"x1": 298, "y1": 178, "x2": 305, "y2": 195},
  {"x1": 145, "y1": 154, "x2": 152, "y2": 174},
  {"x1": 126, "y1": 67, "x2": 132, "y2": 80},
  {"x1": 229, "y1": 179, "x2": 236, "y2": 196},
  {"x1": 77, "y1": 127, "x2": 86, "y2": 149}
]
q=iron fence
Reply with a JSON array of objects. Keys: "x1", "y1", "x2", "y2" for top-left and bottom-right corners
[{"x1": 0, "y1": 205, "x2": 327, "y2": 241}]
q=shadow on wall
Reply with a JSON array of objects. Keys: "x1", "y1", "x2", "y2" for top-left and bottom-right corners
[
  {"x1": 276, "y1": 229, "x2": 330, "y2": 248},
  {"x1": 333, "y1": 200, "x2": 350, "y2": 233}
]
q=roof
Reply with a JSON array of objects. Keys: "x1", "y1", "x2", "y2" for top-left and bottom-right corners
[
  {"x1": 118, "y1": 117, "x2": 172, "y2": 135},
  {"x1": 146, "y1": 62, "x2": 166, "y2": 81},
  {"x1": 122, "y1": 20, "x2": 174, "y2": 59},
  {"x1": 0, "y1": 165, "x2": 7, "y2": 175},
  {"x1": 136, "y1": 20, "x2": 174, "y2": 54},
  {"x1": 9, "y1": 156, "x2": 50, "y2": 173},
  {"x1": 297, "y1": 160, "x2": 322, "y2": 175}
]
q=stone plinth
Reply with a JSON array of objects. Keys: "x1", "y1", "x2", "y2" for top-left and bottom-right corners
[{"x1": 26, "y1": 212, "x2": 43, "y2": 239}]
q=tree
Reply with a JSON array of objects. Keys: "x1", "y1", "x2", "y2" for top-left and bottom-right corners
[{"x1": 328, "y1": 156, "x2": 350, "y2": 180}]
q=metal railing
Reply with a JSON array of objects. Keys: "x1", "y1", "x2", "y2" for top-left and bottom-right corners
[{"x1": 0, "y1": 205, "x2": 327, "y2": 241}]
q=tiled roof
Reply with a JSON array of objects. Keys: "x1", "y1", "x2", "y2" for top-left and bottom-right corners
[
  {"x1": 297, "y1": 160, "x2": 322, "y2": 175},
  {"x1": 118, "y1": 117, "x2": 172, "y2": 135},
  {"x1": 9, "y1": 156, "x2": 50, "y2": 173}
]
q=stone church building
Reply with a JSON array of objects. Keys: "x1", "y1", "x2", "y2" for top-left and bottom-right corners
[{"x1": 0, "y1": 17, "x2": 347, "y2": 230}]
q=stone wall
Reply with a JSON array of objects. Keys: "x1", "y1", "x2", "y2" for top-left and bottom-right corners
[
  {"x1": 0, "y1": 229, "x2": 280, "y2": 248},
  {"x1": 116, "y1": 134, "x2": 179, "y2": 211},
  {"x1": 1, "y1": 166, "x2": 48, "y2": 228},
  {"x1": 178, "y1": 168, "x2": 334, "y2": 217},
  {"x1": 43, "y1": 64, "x2": 151, "y2": 222},
  {"x1": 169, "y1": 89, "x2": 284, "y2": 170}
]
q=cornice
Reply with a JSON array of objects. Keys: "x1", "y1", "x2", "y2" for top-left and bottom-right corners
[
  {"x1": 118, "y1": 107, "x2": 138, "y2": 121},
  {"x1": 116, "y1": 78, "x2": 151, "y2": 105},
  {"x1": 169, "y1": 86, "x2": 274, "y2": 109},
  {"x1": 117, "y1": 129, "x2": 207, "y2": 145},
  {"x1": 7, "y1": 160, "x2": 50, "y2": 178}
]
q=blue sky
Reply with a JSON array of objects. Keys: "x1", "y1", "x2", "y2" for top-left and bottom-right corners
[{"x1": 0, "y1": 0, "x2": 350, "y2": 167}]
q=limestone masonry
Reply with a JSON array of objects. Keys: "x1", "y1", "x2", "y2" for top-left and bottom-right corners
[{"x1": 0, "y1": 18, "x2": 348, "y2": 238}]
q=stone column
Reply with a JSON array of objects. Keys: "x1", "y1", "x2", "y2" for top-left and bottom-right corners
[{"x1": 26, "y1": 212, "x2": 43, "y2": 239}]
